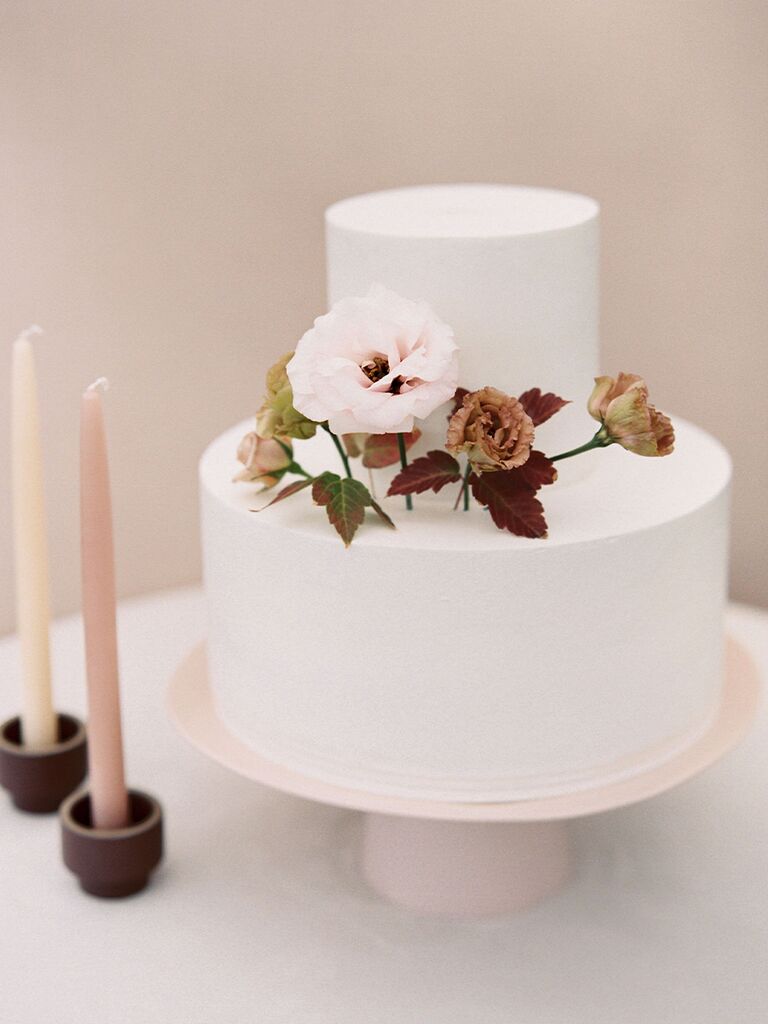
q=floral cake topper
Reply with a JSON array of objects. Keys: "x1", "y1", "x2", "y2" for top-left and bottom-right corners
[
  {"x1": 238, "y1": 286, "x2": 674, "y2": 545},
  {"x1": 287, "y1": 284, "x2": 459, "y2": 435}
]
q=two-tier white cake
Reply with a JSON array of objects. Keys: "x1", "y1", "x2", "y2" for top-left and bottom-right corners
[{"x1": 199, "y1": 185, "x2": 730, "y2": 803}]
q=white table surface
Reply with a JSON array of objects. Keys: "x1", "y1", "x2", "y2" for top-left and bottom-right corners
[{"x1": 0, "y1": 586, "x2": 766, "y2": 1024}]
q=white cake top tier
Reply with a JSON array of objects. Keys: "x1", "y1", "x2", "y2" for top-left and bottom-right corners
[
  {"x1": 326, "y1": 183, "x2": 598, "y2": 238},
  {"x1": 326, "y1": 184, "x2": 600, "y2": 451}
]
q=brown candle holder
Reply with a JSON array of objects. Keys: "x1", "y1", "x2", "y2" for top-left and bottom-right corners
[
  {"x1": 60, "y1": 789, "x2": 163, "y2": 898},
  {"x1": 0, "y1": 713, "x2": 88, "y2": 813}
]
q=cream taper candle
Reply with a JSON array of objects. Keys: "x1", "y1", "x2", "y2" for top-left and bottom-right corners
[
  {"x1": 11, "y1": 326, "x2": 57, "y2": 749},
  {"x1": 80, "y1": 378, "x2": 129, "y2": 829}
]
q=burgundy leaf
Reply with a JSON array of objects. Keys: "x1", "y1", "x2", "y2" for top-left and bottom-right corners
[
  {"x1": 362, "y1": 429, "x2": 421, "y2": 469},
  {"x1": 448, "y1": 387, "x2": 471, "y2": 418},
  {"x1": 253, "y1": 477, "x2": 313, "y2": 510},
  {"x1": 516, "y1": 450, "x2": 558, "y2": 489},
  {"x1": 369, "y1": 498, "x2": 397, "y2": 530},
  {"x1": 518, "y1": 388, "x2": 570, "y2": 426},
  {"x1": 387, "y1": 450, "x2": 462, "y2": 497},
  {"x1": 470, "y1": 471, "x2": 549, "y2": 538}
]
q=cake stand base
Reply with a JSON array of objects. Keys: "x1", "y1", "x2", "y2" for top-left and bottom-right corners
[
  {"x1": 167, "y1": 635, "x2": 759, "y2": 916},
  {"x1": 362, "y1": 815, "x2": 571, "y2": 915}
]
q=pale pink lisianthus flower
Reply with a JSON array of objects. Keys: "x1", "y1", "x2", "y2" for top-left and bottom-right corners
[{"x1": 286, "y1": 285, "x2": 459, "y2": 435}]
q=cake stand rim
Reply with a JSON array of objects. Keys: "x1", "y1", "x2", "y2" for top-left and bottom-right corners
[{"x1": 166, "y1": 635, "x2": 760, "y2": 822}]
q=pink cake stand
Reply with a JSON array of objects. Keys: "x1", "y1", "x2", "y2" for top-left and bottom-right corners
[{"x1": 167, "y1": 636, "x2": 759, "y2": 917}]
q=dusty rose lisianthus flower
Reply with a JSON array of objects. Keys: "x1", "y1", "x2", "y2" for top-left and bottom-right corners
[
  {"x1": 588, "y1": 373, "x2": 674, "y2": 456},
  {"x1": 446, "y1": 387, "x2": 534, "y2": 471},
  {"x1": 286, "y1": 285, "x2": 459, "y2": 435},
  {"x1": 234, "y1": 432, "x2": 292, "y2": 488}
]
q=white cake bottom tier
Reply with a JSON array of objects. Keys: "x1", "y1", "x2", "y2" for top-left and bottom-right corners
[{"x1": 200, "y1": 418, "x2": 731, "y2": 803}]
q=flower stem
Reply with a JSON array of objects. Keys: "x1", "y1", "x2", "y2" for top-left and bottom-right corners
[
  {"x1": 397, "y1": 433, "x2": 413, "y2": 511},
  {"x1": 454, "y1": 462, "x2": 472, "y2": 511},
  {"x1": 288, "y1": 462, "x2": 313, "y2": 480},
  {"x1": 323, "y1": 424, "x2": 353, "y2": 479},
  {"x1": 550, "y1": 427, "x2": 612, "y2": 463}
]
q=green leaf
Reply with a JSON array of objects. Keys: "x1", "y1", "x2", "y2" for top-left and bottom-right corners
[
  {"x1": 252, "y1": 477, "x2": 313, "y2": 511},
  {"x1": 311, "y1": 471, "x2": 341, "y2": 505},
  {"x1": 312, "y1": 472, "x2": 374, "y2": 546}
]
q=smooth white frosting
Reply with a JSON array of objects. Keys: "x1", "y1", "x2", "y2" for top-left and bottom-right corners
[{"x1": 200, "y1": 420, "x2": 731, "y2": 801}]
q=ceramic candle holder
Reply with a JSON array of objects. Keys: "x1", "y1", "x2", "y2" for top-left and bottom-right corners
[
  {"x1": 0, "y1": 713, "x2": 87, "y2": 813},
  {"x1": 60, "y1": 789, "x2": 163, "y2": 898}
]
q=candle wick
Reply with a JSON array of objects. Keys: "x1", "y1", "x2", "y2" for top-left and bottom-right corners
[
  {"x1": 86, "y1": 377, "x2": 110, "y2": 394},
  {"x1": 15, "y1": 325, "x2": 44, "y2": 344}
]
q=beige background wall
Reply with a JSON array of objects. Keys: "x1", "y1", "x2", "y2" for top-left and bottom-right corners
[{"x1": 1, "y1": 0, "x2": 767, "y2": 635}]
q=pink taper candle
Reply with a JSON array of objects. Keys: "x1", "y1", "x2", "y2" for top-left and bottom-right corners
[{"x1": 80, "y1": 379, "x2": 129, "y2": 829}]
